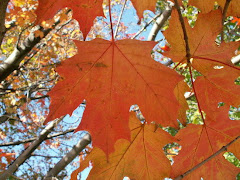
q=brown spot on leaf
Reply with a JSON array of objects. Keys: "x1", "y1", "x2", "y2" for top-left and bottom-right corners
[{"x1": 95, "y1": 62, "x2": 108, "y2": 67}]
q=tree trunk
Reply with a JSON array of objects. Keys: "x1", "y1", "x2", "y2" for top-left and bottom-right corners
[
  {"x1": 44, "y1": 133, "x2": 91, "y2": 179},
  {"x1": 0, "y1": 0, "x2": 9, "y2": 46},
  {"x1": 147, "y1": 2, "x2": 174, "y2": 41}
]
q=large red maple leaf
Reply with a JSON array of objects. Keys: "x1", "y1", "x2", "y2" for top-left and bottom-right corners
[
  {"x1": 46, "y1": 39, "x2": 183, "y2": 155},
  {"x1": 35, "y1": 0, "x2": 104, "y2": 38}
]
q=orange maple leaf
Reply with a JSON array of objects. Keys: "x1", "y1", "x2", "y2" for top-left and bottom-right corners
[
  {"x1": 164, "y1": 9, "x2": 239, "y2": 67},
  {"x1": 0, "y1": 152, "x2": 15, "y2": 158},
  {"x1": 35, "y1": 0, "x2": 104, "y2": 38},
  {"x1": 232, "y1": 17, "x2": 240, "y2": 25},
  {"x1": 160, "y1": 45, "x2": 171, "y2": 52},
  {"x1": 171, "y1": 106, "x2": 240, "y2": 179},
  {"x1": 131, "y1": 0, "x2": 156, "y2": 21},
  {"x1": 71, "y1": 112, "x2": 176, "y2": 180},
  {"x1": 46, "y1": 39, "x2": 183, "y2": 155},
  {"x1": 164, "y1": 9, "x2": 240, "y2": 119},
  {"x1": 194, "y1": 66, "x2": 240, "y2": 121}
]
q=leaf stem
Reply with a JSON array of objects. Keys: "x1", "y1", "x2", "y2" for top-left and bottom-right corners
[
  {"x1": 173, "y1": 0, "x2": 191, "y2": 62},
  {"x1": 108, "y1": 0, "x2": 115, "y2": 41},
  {"x1": 132, "y1": 13, "x2": 161, "y2": 39},
  {"x1": 188, "y1": 66, "x2": 205, "y2": 122},
  {"x1": 0, "y1": 128, "x2": 75, "y2": 147}
]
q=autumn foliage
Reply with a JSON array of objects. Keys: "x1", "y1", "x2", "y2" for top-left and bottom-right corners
[
  {"x1": 1, "y1": 0, "x2": 240, "y2": 179},
  {"x1": 38, "y1": 0, "x2": 240, "y2": 179}
]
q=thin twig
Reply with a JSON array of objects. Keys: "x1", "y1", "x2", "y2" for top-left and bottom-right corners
[
  {"x1": 31, "y1": 154, "x2": 62, "y2": 159},
  {"x1": 175, "y1": 135, "x2": 240, "y2": 180},
  {"x1": 131, "y1": 14, "x2": 161, "y2": 39},
  {"x1": 220, "y1": 0, "x2": 232, "y2": 42},
  {"x1": 189, "y1": 66, "x2": 205, "y2": 122},
  {"x1": 30, "y1": 95, "x2": 49, "y2": 100},
  {"x1": 114, "y1": 0, "x2": 127, "y2": 38},
  {"x1": 0, "y1": 127, "x2": 75, "y2": 147}
]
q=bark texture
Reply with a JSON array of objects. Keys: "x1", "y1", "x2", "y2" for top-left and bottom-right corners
[
  {"x1": 44, "y1": 133, "x2": 91, "y2": 179},
  {"x1": 0, "y1": 0, "x2": 9, "y2": 46},
  {"x1": 147, "y1": 2, "x2": 174, "y2": 41}
]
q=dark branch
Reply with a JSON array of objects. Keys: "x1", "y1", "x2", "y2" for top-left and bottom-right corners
[
  {"x1": 31, "y1": 154, "x2": 63, "y2": 159},
  {"x1": 0, "y1": 113, "x2": 15, "y2": 124},
  {"x1": 221, "y1": 0, "x2": 232, "y2": 42}
]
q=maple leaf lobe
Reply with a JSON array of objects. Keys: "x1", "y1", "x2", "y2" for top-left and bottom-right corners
[{"x1": 36, "y1": 0, "x2": 104, "y2": 39}]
